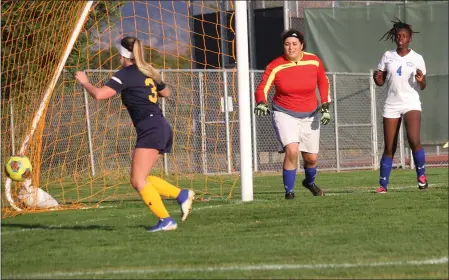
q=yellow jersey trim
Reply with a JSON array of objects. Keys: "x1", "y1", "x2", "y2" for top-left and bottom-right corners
[{"x1": 263, "y1": 60, "x2": 320, "y2": 97}]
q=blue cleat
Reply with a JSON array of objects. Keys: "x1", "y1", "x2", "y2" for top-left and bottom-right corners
[
  {"x1": 147, "y1": 217, "x2": 177, "y2": 232},
  {"x1": 177, "y1": 189, "x2": 195, "y2": 222}
]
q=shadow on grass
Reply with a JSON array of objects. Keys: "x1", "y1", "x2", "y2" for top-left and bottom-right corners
[{"x1": 1, "y1": 223, "x2": 114, "y2": 231}]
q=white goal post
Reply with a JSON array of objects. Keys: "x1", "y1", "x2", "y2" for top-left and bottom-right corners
[{"x1": 235, "y1": 1, "x2": 254, "y2": 202}]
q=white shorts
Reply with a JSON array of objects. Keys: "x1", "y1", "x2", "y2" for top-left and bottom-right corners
[
  {"x1": 382, "y1": 103, "x2": 422, "y2": 118},
  {"x1": 272, "y1": 110, "x2": 321, "y2": 154}
]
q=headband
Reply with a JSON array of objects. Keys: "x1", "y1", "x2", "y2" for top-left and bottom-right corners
[
  {"x1": 283, "y1": 30, "x2": 301, "y2": 43},
  {"x1": 118, "y1": 44, "x2": 134, "y2": 59}
]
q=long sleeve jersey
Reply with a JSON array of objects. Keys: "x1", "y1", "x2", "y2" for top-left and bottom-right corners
[{"x1": 255, "y1": 53, "x2": 330, "y2": 112}]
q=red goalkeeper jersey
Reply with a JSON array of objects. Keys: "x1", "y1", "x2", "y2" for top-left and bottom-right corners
[{"x1": 255, "y1": 52, "x2": 330, "y2": 112}]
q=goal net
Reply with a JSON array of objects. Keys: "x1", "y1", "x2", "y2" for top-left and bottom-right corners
[{"x1": 1, "y1": 1, "x2": 240, "y2": 218}]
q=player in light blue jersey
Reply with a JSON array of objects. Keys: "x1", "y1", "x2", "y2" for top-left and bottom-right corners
[{"x1": 373, "y1": 18, "x2": 428, "y2": 193}]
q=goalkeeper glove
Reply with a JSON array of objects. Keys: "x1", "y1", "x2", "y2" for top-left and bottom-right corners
[
  {"x1": 319, "y1": 102, "x2": 331, "y2": 125},
  {"x1": 254, "y1": 103, "x2": 271, "y2": 116}
]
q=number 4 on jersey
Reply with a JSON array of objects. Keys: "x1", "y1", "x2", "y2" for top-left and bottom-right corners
[{"x1": 396, "y1": 66, "x2": 402, "y2": 76}]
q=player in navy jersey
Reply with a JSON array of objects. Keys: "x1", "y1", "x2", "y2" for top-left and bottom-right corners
[
  {"x1": 75, "y1": 36, "x2": 195, "y2": 232},
  {"x1": 374, "y1": 18, "x2": 428, "y2": 193}
]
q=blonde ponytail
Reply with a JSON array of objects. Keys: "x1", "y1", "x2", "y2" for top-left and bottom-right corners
[{"x1": 133, "y1": 39, "x2": 162, "y2": 84}]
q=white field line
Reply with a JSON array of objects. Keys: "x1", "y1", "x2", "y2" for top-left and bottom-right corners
[{"x1": 6, "y1": 257, "x2": 448, "y2": 279}]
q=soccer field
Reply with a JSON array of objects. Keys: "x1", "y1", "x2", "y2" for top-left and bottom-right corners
[{"x1": 2, "y1": 168, "x2": 448, "y2": 279}]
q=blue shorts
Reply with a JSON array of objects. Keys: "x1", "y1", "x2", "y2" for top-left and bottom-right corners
[{"x1": 134, "y1": 115, "x2": 173, "y2": 154}]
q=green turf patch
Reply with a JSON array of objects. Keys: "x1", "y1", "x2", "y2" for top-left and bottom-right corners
[{"x1": 2, "y1": 168, "x2": 448, "y2": 279}]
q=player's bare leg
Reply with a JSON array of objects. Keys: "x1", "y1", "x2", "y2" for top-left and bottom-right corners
[
  {"x1": 132, "y1": 148, "x2": 177, "y2": 232},
  {"x1": 404, "y1": 110, "x2": 428, "y2": 189}
]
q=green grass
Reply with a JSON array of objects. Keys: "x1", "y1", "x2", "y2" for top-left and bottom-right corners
[{"x1": 2, "y1": 168, "x2": 448, "y2": 279}]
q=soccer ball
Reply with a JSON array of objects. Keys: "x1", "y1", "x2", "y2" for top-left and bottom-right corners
[{"x1": 5, "y1": 155, "x2": 33, "y2": 182}]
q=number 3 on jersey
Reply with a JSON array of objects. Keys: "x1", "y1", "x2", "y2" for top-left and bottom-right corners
[
  {"x1": 396, "y1": 66, "x2": 402, "y2": 76},
  {"x1": 145, "y1": 78, "x2": 158, "y2": 103}
]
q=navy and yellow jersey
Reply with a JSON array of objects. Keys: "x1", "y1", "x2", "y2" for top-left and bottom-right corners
[{"x1": 105, "y1": 65, "x2": 165, "y2": 126}]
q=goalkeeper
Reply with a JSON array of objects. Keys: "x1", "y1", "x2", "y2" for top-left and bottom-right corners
[{"x1": 254, "y1": 29, "x2": 330, "y2": 199}]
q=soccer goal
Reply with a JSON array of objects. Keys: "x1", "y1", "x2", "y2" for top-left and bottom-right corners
[{"x1": 1, "y1": 1, "x2": 253, "y2": 218}]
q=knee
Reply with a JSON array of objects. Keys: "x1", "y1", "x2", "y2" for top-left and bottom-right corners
[
  {"x1": 285, "y1": 147, "x2": 299, "y2": 162},
  {"x1": 303, "y1": 154, "x2": 318, "y2": 167},
  {"x1": 130, "y1": 176, "x2": 147, "y2": 191}
]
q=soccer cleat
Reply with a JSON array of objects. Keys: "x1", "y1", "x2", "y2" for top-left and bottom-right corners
[
  {"x1": 418, "y1": 175, "x2": 428, "y2": 190},
  {"x1": 147, "y1": 217, "x2": 177, "y2": 232},
  {"x1": 376, "y1": 186, "x2": 388, "y2": 193},
  {"x1": 302, "y1": 179, "x2": 325, "y2": 196},
  {"x1": 177, "y1": 189, "x2": 195, "y2": 222},
  {"x1": 285, "y1": 192, "x2": 295, "y2": 200}
]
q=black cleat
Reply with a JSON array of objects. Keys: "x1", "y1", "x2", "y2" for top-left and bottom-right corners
[
  {"x1": 302, "y1": 179, "x2": 325, "y2": 196},
  {"x1": 285, "y1": 192, "x2": 295, "y2": 200}
]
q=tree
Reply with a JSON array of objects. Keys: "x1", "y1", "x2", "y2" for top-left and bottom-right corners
[{"x1": 0, "y1": 1, "x2": 123, "y2": 102}]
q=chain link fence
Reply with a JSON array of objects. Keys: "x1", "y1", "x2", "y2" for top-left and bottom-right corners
[
  {"x1": 25, "y1": 69, "x2": 446, "y2": 178},
  {"x1": 250, "y1": 71, "x2": 449, "y2": 173}
]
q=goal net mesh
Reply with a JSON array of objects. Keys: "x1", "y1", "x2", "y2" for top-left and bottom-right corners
[{"x1": 1, "y1": 1, "x2": 241, "y2": 218}]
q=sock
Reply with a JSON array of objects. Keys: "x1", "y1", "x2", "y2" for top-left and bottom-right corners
[
  {"x1": 283, "y1": 169, "x2": 297, "y2": 193},
  {"x1": 176, "y1": 189, "x2": 190, "y2": 204},
  {"x1": 379, "y1": 155, "x2": 393, "y2": 189},
  {"x1": 138, "y1": 183, "x2": 170, "y2": 219},
  {"x1": 412, "y1": 148, "x2": 426, "y2": 178},
  {"x1": 304, "y1": 167, "x2": 317, "y2": 187},
  {"x1": 147, "y1": 176, "x2": 181, "y2": 199}
]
